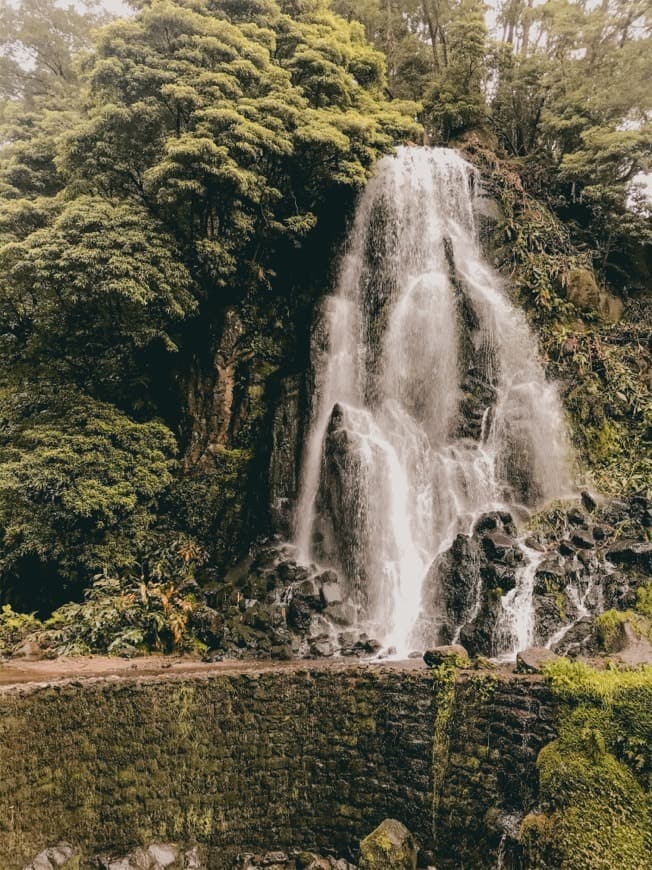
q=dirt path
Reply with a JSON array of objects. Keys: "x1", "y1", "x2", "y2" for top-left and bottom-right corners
[{"x1": 0, "y1": 653, "x2": 429, "y2": 691}]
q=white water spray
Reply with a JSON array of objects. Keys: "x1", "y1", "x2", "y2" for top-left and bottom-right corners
[{"x1": 294, "y1": 147, "x2": 572, "y2": 656}]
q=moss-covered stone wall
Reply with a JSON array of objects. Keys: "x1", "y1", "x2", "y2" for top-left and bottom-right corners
[
  {"x1": 0, "y1": 666, "x2": 438, "y2": 868},
  {"x1": 0, "y1": 664, "x2": 558, "y2": 869},
  {"x1": 434, "y1": 671, "x2": 557, "y2": 868}
]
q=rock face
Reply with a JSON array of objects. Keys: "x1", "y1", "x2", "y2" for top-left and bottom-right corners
[
  {"x1": 358, "y1": 820, "x2": 417, "y2": 870},
  {"x1": 414, "y1": 494, "x2": 651, "y2": 659},
  {"x1": 268, "y1": 375, "x2": 306, "y2": 537}
]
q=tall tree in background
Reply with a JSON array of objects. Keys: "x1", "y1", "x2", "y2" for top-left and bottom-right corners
[{"x1": 492, "y1": 0, "x2": 652, "y2": 283}]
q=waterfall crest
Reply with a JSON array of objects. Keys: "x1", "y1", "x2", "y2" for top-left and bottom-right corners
[{"x1": 294, "y1": 147, "x2": 573, "y2": 656}]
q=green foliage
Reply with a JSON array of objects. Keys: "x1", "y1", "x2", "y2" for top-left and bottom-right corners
[
  {"x1": 0, "y1": 197, "x2": 196, "y2": 392},
  {"x1": 423, "y1": 0, "x2": 487, "y2": 141},
  {"x1": 0, "y1": 604, "x2": 41, "y2": 656},
  {"x1": 0, "y1": 389, "x2": 178, "y2": 605},
  {"x1": 464, "y1": 143, "x2": 651, "y2": 496},
  {"x1": 41, "y1": 573, "x2": 206, "y2": 656},
  {"x1": 0, "y1": 0, "x2": 104, "y2": 102},
  {"x1": 491, "y1": 0, "x2": 652, "y2": 287},
  {"x1": 0, "y1": 0, "x2": 418, "y2": 604},
  {"x1": 170, "y1": 447, "x2": 254, "y2": 567},
  {"x1": 542, "y1": 313, "x2": 652, "y2": 496},
  {"x1": 521, "y1": 660, "x2": 652, "y2": 869}
]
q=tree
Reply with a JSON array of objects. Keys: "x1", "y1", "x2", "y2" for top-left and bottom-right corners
[
  {"x1": 0, "y1": 388, "x2": 178, "y2": 611},
  {"x1": 0, "y1": 0, "x2": 105, "y2": 102},
  {"x1": 0, "y1": 0, "x2": 419, "y2": 605}
]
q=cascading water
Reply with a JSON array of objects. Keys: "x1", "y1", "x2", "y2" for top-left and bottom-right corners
[{"x1": 294, "y1": 147, "x2": 573, "y2": 657}]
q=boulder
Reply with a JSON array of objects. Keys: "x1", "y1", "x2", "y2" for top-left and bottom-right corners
[
  {"x1": 551, "y1": 616, "x2": 597, "y2": 658},
  {"x1": 482, "y1": 532, "x2": 523, "y2": 564},
  {"x1": 287, "y1": 579, "x2": 323, "y2": 630},
  {"x1": 320, "y1": 578, "x2": 344, "y2": 607},
  {"x1": 98, "y1": 844, "x2": 181, "y2": 870},
  {"x1": 359, "y1": 819, "x2": 417, "y2": 870},
  {"x1": 571, "y1": 529, "x2": 594, "y2": 550},
  {"x1": 12, "y1": 640, "x2": 45, "y2": 660},
  {"x1": 558, "y1": 540, "x2": 576, "y2": 557},
  {"x1": 533, "y1": 556, "x2": 567, "y2": 594},
  {"x1": 324, "y1": 602, "x2": 356, "y2": 626},
  {"x1": 423, "y1": 644, "x2": 470, "y2": 668},
  {"x1": 24, "y1": 845, "x2": 77, "y2": 870},
  {"x1": 515, "y1": 647, "x2": 559, "y2": 674},
  {"x1": 472, "y1": 512, "x2": 500, "y2": 534},
  {"x1": 566, "y1": 508, "x2": 586, "y2": 526},
  {"x1": 147, "y1": 845, "x2": 179, "y2": 867},
  {"x1": 581, "y1": 491, "x2": 598, "y2": 513},
  {"x1": 606, "y1": 542, "x2": 652, "y2": 573}
]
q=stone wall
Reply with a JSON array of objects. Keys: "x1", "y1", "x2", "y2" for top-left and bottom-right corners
[
  {"x1": 0, "y1": 663, "x2": 555, "y2": 870},
  {"x1": 434, "y1": 671, "x2": 557, "y2": 869},
  {"x1": 0, "y1": 665, "x2": 436, "y2": 869}
]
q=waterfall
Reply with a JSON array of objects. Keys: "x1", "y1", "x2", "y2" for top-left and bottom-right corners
[{"x1": 294, "y1": 147, "x2": 572, "y2": 657}]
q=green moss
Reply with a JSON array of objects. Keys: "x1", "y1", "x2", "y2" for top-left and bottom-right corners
[
  {"x1": 431, "y1": 664, "x2": 457, "y2": 823},
  {"x1": 520, "y1": 660, "x2": 652, "y2": 869}
]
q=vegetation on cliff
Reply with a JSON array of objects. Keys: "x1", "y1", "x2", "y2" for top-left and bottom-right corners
[
  {"x1": 0, "y1": 0, "x2": 418, "y2": 611},
  {"x1": 0, "y1": 0, "x2": 650, "y2": 630}
]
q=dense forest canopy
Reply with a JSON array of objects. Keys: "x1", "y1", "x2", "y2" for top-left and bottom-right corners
[{"x1": 0, "y1": 0, "x2": 650, "y2": 624}]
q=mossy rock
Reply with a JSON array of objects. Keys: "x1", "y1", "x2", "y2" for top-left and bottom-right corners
[
  {"x1": 359, "y1": 819, "x2": 417, "y2": 870},
  {"x1": 565, "y1": 268, "x2": 623, "y2": 321}
]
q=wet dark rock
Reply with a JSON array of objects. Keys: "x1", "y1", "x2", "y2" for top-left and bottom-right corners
[
  {"x1": 606, "y1": 541, "x2": 652, "y2": 573},
  {"x1": 558, "y1": 540, "x2": 576, "y2": 557},
  {"x1": 533, "y1": 556, "x2": 567, "y2": 594},
  {"x1": 515, "y1": 647, "x2": 559, "y2": 674},
  {"x1": 566, "y1": 508, "x2": 586, "y2": 526},
  {"x1": 601, "y1": 499, "x2": 631, "y2": 526},
  {"x1": 423, "y1": 644, "x2": 470, "y2": 668},
  {"x1": 473, "y1": 512, "x2": 500, "y2": 534},
  {"x1": 551, "y1": 616, "x2": 597, "y2": 658},
  {"x1": 287, "y1": 578, "x2": 324, "y2": 631},
  {"x1": 482, "y1": 563, "x2": 516, "y2": 592},
  {"x1": 324, "y1": 602, "x2": 356, "y2": 626},
  {"x1": 581, "y1": 491, "x2": 598, "y2": 513},
  {"x1": 423, "y1": 534, "x2": 484, "y2": 632},
  {"x1": 532, "y1": 595, "x2": 568, "y2": 644},
  {"x1": 359, "y1": 819, "x2": 417, "y2": 870},
  {"x1": 482, "y1": 531, "x2": 521, "y2": 564},
  {"x1": 458, "y1": 597, "x2": 503, "y2": 659},
  {"x1": 630, "y1": 494, "x2": 651, "y2": 527},
  {"x1": 269, "y1": 375, "x2": 304, "y2": 537},
  {"x1": 571, "y1": 529, "x2": 594, "y2": 550}
]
